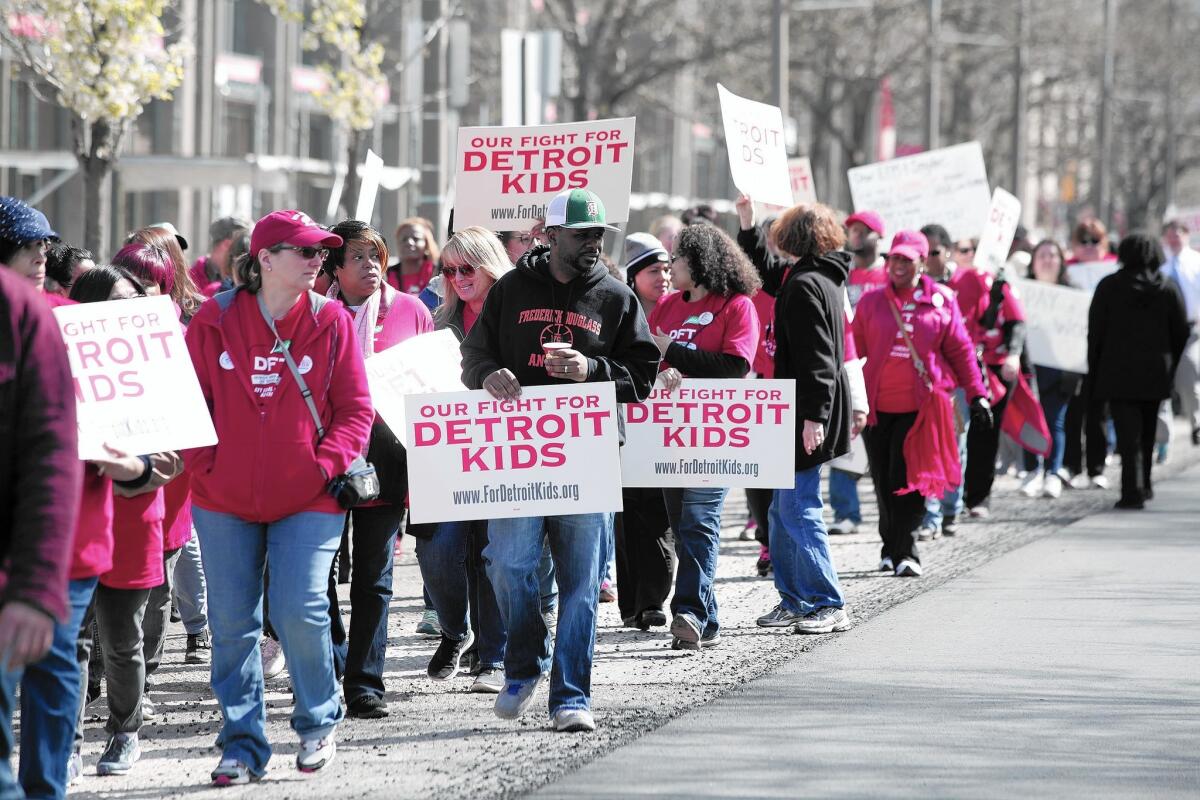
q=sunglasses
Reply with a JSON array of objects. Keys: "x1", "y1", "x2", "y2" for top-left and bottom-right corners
[
  {"x1": 1077, "y1": 237, "x2": 1100, "y2": 246},
  {"x1": 273, "y1": 245, "x2": 328, "y2": 261},
  {"x1": 441, "y1": 264, "x2": 477, "y2": 278}
]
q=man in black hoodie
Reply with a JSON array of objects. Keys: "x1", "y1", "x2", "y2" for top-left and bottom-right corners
[{"x1": 461, "y1": 188, "x2": 659, "y2": 733}]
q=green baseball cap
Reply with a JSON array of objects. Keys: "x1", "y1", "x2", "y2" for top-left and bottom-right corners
[{"x1": 545, "y1": 188, "x2": 620, "y2": 232}]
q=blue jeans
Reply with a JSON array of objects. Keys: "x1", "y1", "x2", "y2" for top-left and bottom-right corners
[
  {"x1": 663, "y1": 487, "x2": 729, "y2": 637},
  {"x1": 538, "y1": 541, "x2": 558, "y2": 613},
  {"x1": 18, "y1": 577, "x2": 97, "y2": 799},
  {"x1": 416, "y1": 519, "x2": 507, "y2": 669},
  {"x1": 827, "y1": 468, "x2": 861, "y2": 523},
  {"x1": 770, "y1": 466, "x2": 844, "y2": 613},
  {"x1": 1, "y1": 664, "x2": 19, "y2": 800},
  {"x1": 1033, "y1": 369, "x2": 1071, "y2": 476},
  {"x1": 924, "y1": 389, "x2": 970, "y2": 528},
  {"x1": 484, "y1": 513, "x2": 607, "y2": 714},
  {"x1": 193, "y1": 507, "x2": 345, "y2": 776}
]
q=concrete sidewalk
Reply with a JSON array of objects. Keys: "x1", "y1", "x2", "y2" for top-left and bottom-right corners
[{"x1": 534, "y1": 463, "x2": 1200, "y2": 799}]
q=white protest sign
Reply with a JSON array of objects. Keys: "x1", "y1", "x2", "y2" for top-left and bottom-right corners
[
  {"x1": 620, "y1": 379, "x2": 795, "y2": 488},
  {"x1": 364, "y1": 329, "x2": 467, "y2": 440},
  {"x1": 53, "y1": 295, "x2": 217, "y2": 460},
  {"x1": 354, "y1": 148, "x2": 385, "y2": 222},
  {"x1": 789, "y1": 157, "x2": 818, "y2": 205},
  {"x1": 847, "y1": 141, "x2": 991, "y2": 246},
  {"x1": 973, "y1": 187, "x2": 1021, "y2": 274},
  {"x1": 453, "y1": 118, "x2": 636, "y2": 231},
  {"x1": 1015, "y1": 278, "x2": 1090, "y2": 373},
  {"x1": 1066, "y1": 260, "x2": 1118, "y2": 292},
  {"x1": 403, "y1": 383, "x2": 622, "y2": 523},
  {"x1": 718, "y1": 84, "x2": 793, "y2": 208}
]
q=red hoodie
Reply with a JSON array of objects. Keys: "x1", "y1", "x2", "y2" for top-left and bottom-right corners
[
  {"x1": 70, "y1": 467, "x2": 115, "y2": 581},
  {"x1": 184, "y1": 289, "x2": 374, "y2": 522}
]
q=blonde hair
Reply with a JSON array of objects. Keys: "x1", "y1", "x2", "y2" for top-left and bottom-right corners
[{"x1": 436, "y1": 226, "x2": 513, "y2": 324}]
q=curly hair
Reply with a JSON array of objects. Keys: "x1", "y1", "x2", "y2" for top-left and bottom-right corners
[
  {"x1": 672, "y1": 223, "x2": 761, "y2": 297},
  {"x1": 772, "y1": 203, "x2": 846, "y2": 261}
]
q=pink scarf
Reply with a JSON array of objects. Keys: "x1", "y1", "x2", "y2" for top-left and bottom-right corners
[{"x1": 325, "y1": 280, "x2": 395, "y2": 361}]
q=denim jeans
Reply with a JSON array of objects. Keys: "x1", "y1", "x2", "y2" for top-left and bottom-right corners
[
  {"x1": 538, "y1": 540, "x2": 558, "y2": 613},
  {"x1": 484, "y1": 513, "x2": 607, "y2": 714},
  {"x1": 193, "y1": 507, "x2": 345, "y2": 776},
  {"x1": 827, "y1": 468, "x2": 861, "y2": 523},
  {"x1": 328, "y1": 504, "x2": 405, "y2": 703},
  {"x1": 770, "y1": 466, "x2": 844, "y2": 613},
  {"x1": 173, "y1": 534, "x2": 208, "y2": 635},
  {"x1": 416, "y1": 519, "x2": 507, "y2": 669},
  {"x1": 18, "y1": 577, "x2": 97, "y2": 799},
  {"x1": 923, "y1": 389, "x2": 970, "y2": 528},
  {"x1": 663, "y1": 487, "x2": 729, "y2": 637},
  {"x1": 1, "y1": 664, "x2": 19, "y2": 800}
]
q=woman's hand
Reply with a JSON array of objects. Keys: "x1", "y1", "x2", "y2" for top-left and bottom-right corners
[
  {"x1": 482, "y1": 368, "x2": 522, "y2": 399},
  {"x1": 735, "y1": 193, "x2": 755, "y2": 231},
  {"x1": 1000, "y1": 354, "x2": 1020, "y2": 382},
  {"x1": 658, "y1": 367, "x2": 682, "y2": 394},
  {"x1": 90, "y1": 444, "x2": 147, "y2": 482},
  {"x1": 802, "y1": 419, "x2": 826, "y2": 455},
  {"x1": 652, "y1": 327, "x2": 674, "y2": 356},
  {"x1": 851, "y1": 410, "x2": 867, "y2": 439}
]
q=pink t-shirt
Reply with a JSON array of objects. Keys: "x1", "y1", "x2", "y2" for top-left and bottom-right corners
[{"x1": 648, "y1": 292, "x2": 760, "y2": 376}]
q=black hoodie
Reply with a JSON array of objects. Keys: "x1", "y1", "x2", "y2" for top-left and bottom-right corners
[
  {"x1": 460, "y1": 244, "x2": 660, "y2": 407},
  {"x1": 1088, "y1": 264, "x2": 1189, "y2": 401},
  {"x1": 773, "y1": 249, "x2": 853, "y2": 471}
]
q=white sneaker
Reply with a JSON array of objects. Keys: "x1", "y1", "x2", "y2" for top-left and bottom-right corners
[
  {"x1": 1070, "y1": 473, "x2": 1092, "y2": 490},
  {"x1": 878, "y1": 557, "x2": 894, "y2": 572},
  {"x1": 1043, "y1": 474, "x2": 1063, "y2": 499},
  {"x1": 260, "y1": 636, "x2": 286, "y2": 680},
  {"x1": 296, "y1": 734, "x2": 336, "y2": 773},
  {"x1": 552, "y1": 708, "x2": 596, "y2": 732},
  {"x1": 829, "y1": 518, "x2": 858, "y2": 535},
  {"x1": 1091, "y1": 475, "x2": 1110, "y2": 490},
  {"x1": 894, "y1": 558, "x2": 923, "y2": 577},
  {"x1": 916, "y1": 524, "x2": 938, "y2": 542},
  {"x1": 1020, "y1": 472, "x2": 1044, "y2": 498}
]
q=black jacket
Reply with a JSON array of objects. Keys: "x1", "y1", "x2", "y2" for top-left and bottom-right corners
[
  {"x1": 461, "y1": 244, "x2": 660, "y2": 405},
  {"x1": 1088, "y1": 266, "x2": 1189, "y2": 401},
  {"x1": 737, "y1": 226, "x2": 795, "y2": 298},
  {"x1": 773, "y1": 250, "x2": 853, "y2": 471}
]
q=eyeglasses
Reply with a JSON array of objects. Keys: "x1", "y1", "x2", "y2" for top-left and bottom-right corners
[
  {"x1": 272, "y1": 245, "x2": 328, "y2": 261},
  {"x1": 1077, "y1": 237, "x2": 1100, "y2": 246},
  {"x1": 441, "y1": 264, "x2": 477, "y2": 278}
]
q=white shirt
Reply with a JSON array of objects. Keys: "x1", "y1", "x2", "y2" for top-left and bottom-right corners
[{"x1": 1162, "y1": 246, "x2": 1200, "y2": 323}]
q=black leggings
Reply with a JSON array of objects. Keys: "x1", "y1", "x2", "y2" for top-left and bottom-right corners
[
  {"x1": 964, "y1": 364, "x2": 1015, "y2": 509},
  {"x1": 745, "y1": 488, "x2": 773, "y2": 547},
  {"x1": 1110, "y1": 399, "x2": 1158, "y2": 503},
  {"x1": 614, "y1": 487, "x2": 674, "y2": 621},
  {"x1": 864, "y1": 412, "x2": 926, "y2": 564}
]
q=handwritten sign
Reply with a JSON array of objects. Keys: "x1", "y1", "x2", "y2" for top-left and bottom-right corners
[
  {"x1": 789, "y1": 157, "x2": 818, "y2": 205},
  {"x1": 1066, "y1": 260, "x2": 1118, "y2": 292},
  {"x1": 718, "y1": 84, "x2": 793, "y2": 208},
  {"x1": 1015, "y1": 278, "x2": 1090, "y2": 373},
  {"x1": 403, "y1": 383, "x2": 622, "y2": 523},
  {"x1": 453, "y1": 118, "x2": 636, "y2": 231},
  {"x1": 973, "y1": 187, "x2": 1021, "y2": 273},
  {"x1": 365, "y1": 329, "x2": 468, "y2": 441},
  {"x1": 620, "y1": 379, "x2": 796, "y2": 488},
  {"x1": 53, "y1": 296, "x2": 217, "y2": 459},
  {"x1": 847, "y1": 142, "x2": 991, "y2": 246}
]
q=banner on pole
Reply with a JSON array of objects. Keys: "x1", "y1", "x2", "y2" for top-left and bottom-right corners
[
  {"x1": 973, "y1": 187, "x2": 1021, "y2": 274},
  {"x1": 620, "y1": 379, "x2": 796, "y2": 488},
  {"x1": 53, "y1": 296, "x2": 217, "y2": 459},
  {"x1": 717, "y1": 84, "x2": 793, "y2": 208},
  {"x1": 453, "y1": 118, "x2": 636, "y2": 231},
  {"x1": 365, "y1": 330, "x2": 468, "y2": 441},
  {"x1": 1015, "y1": 278, "x2": 1090, "y2": 373},
  {"x1": 404, "y1": 383, "x2": 622, "y2": 523},
  {"x1": 847, "y1": 141, "x2": 991, "y2": 245}
]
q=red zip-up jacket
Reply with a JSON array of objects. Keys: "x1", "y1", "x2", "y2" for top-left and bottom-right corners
[{"x1": 184, "y1": 289, "x2": 373, "y2": 522}]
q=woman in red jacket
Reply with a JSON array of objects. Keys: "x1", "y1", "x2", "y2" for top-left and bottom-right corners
[
  {"x1": 852, "y1": 230, "x2": 991, "y2": 578},
  {"x1": 185, "y1": 210, "x2": 373, "y2": 785},
  {"x1": 322, "y1": 219, "x2": 432, "y2": 719}
]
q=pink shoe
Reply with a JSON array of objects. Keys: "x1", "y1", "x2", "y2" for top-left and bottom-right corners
[
  {"x1": 755, "y1": 546, "x2": 772, "y2": 577},
  {"x1": 599, "y1": 580, "x2": 617, "y2": 603}
]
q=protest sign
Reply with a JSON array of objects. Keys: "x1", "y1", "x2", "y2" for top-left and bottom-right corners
[
  {"x1": 404, "y1": 383, "x2": 622, "y2": 523},
  {"x1": 1015, "y1": 278, "x2": 1090, "y2": 373},
  {"x1": 1066, "y1": 260, "x2": 1118, "y2": 292},
  {"x1": 718, "y1": 84, "x2": 793, "y2": 208},
  {"x1": 365, "y1": 330, "x2": 468, "y2": 440},
  {"x1": 53, "y1": 295, "x2": 216, "y2": 460},
  {"x1": 620, "y1": 379, "x2": 796, "y2": 488},
  {"x1": 354, "y1": 148, "x2": 385, "y2": 222},
  {"x1": 453, "y1": 118, "x2": 636, "y2": 231},
  {"x1": 789, "y1": 157, "x2": 818, "y2": 205},
  {"x1": 847, "y1": 141, "x2": 991, "y2": 245},
  {"x1": 973, "y1": 187, "x2": 1021, "y2": 273}
]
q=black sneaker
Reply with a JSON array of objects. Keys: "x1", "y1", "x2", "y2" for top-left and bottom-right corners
[
  {"x1": 427, "y1": 631, "x2": 475, "y2": 680},
  {"x1": 346, "y1": 694, "x2": 389, "y2": 719},
  {"x1": 941, "y1": 515, "x2": 959, "y2": 537},
  {"x1": 185, "y1": 630, "x2": 211, "y2": 664},
  {"x1": 639, "y1": 609, "x2": 667, "y2": 629}
]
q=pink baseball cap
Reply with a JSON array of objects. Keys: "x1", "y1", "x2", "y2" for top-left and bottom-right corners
[
  {"x1": 845, "y1": 210, "x2": 885, "y2": 237},
  {"x1": 250, "y1": 210, "x2": 342, "y2": 257},
  {"x1": 887, "y1": 229, "x2": 930, "y2": 262}
]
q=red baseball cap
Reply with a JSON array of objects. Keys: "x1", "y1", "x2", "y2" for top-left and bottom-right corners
[
  {"x1": 887, "y1": 229, "x2": 930, "y2": 262},
  {"x1": 845, "y1": 210, "x2": 885, "y2": 237},
  {"x1": 250, "y1": 210, "x2": 342, "y2": 257}
]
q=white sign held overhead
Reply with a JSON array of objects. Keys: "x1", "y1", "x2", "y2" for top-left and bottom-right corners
[
  {"x1": 453, "y1": 118, "x2": 636, "y2": 231},
  {"x1": 717, "y1": 84, "x2": 794, "y2": 208},
  {"x1": 53, "y1": 296, "x2": 217, "y2": 460},
  {"x1": 847, "y1": 142, "x2": 991, "y2": 245},
  {"x1": 364, "y1": 330, "x2": 468, "y2": 441},
  {"x1": 973, "y1": 187, "x2": 1022, "y2": 274},
  {"x1": 354, "y1": 149, "x2": 385, "y2": 223}
]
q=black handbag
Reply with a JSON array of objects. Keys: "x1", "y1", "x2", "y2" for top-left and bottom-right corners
[
  {"x1": 365, "y1": 418, "x2": 408, "y2": 505},
  {"x1": 258, "y1": 293, "x2": 380, "y2": 509}
]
